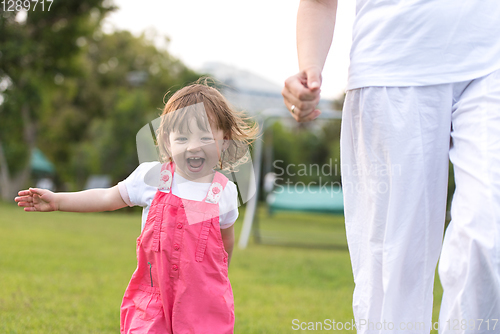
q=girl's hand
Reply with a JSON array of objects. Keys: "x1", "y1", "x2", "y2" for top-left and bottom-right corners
[{"x1": 15, "y1": 188, "x2": 58, "y2": 212}]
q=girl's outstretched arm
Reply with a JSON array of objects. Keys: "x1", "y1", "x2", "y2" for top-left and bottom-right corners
[
  {"x1": 15, "y1": 186, "x2": 127, "y2": 213},
  {"x1": 221, "y1": 224, "x2": 235, "y2": 267}
]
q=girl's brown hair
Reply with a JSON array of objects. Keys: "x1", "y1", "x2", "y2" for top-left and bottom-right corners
[{"x1": 157, "y1": 78, "x2": 259, "y2": 171}]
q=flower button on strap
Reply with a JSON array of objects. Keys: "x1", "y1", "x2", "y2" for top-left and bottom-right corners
[
  {"x1": 159, "y1": 169, "x2": 172, "y2": 192},
  {"x1": 206, "y1": 182, "x2": 223, "y2": 204}
]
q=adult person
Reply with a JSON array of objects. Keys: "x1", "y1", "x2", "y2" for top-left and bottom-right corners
[{"x1": 282, "y1": 1, "x2": 500, "y2": 333}]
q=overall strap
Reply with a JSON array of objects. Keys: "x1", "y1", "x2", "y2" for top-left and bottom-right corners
[
  {"x1": 203, "y1": 172, "x2": 228, "y2": 204},
  {"x1": 195, "y1": 172, "x2": 229, "y2": 262},
  {"x1": 152, "y1": 162, "x2": 174, "y2": 252},
  {"x1": 158, "y1": 162, "x2": 174, "y2": 193}
]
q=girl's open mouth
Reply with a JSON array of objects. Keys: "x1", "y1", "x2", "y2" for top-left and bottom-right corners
[{"x1": 186, "y1": 157, "x2": 205, "y2": 172}]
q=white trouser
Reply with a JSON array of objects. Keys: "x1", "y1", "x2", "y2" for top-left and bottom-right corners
[{"x1": 340, "y1": 69, "x2": 500, "y2": 334}]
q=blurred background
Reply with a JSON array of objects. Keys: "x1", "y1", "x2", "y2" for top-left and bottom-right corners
[{"x1": 0, "y1": 0, "x2": 355, "y2": 198}]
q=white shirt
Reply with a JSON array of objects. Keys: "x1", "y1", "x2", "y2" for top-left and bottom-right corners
[
  {"x1": 118, "y1": 162, "x2": 238, "y2": 232},
  {"x1": 347, "y1": 0, "x2": 500, "y2": 90}
]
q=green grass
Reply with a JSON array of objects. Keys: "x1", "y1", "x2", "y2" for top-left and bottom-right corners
[{"x1": 0, "y1": 201, "x2": 443, "y2": 333}]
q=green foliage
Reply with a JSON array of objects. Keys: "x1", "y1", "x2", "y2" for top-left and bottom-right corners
[
  {"x1": 0, "y1": 0, "x2": 115, "y2": 190},
  {"x1": 1, "y1": 3, "x2": 200, "y2": 191},
  {"x1": 269, "y1": 119, "x2": 342, "y2": 186},
  {"x1": 0, "y1": 96, "x2": 27, "y2": 172}
]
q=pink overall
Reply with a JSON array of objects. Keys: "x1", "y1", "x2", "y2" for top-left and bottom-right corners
[{"x1": 120, "y1": 162, "x2": 234, "y2": 334}]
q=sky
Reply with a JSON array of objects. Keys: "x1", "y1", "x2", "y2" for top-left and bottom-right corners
[{"x1": 103, "y1": 0, "x2": 356, "y2": 100}]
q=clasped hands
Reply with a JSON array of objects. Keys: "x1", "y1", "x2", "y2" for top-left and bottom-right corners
[{"x1": 281, "y1": 66, "x2": 322, "y2": 122}]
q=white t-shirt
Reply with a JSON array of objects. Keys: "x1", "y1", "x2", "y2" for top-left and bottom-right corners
[
  {"x1": 118, "y1": 162, "x2": 238, "y2": 232},
  {"x1": 347, "y1": 0, "x2": 500, "y2": 90}
]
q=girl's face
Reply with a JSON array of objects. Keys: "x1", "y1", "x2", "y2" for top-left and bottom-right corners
[{"x1": 167, "y1": 117, "x2": 228, "y2": 183}]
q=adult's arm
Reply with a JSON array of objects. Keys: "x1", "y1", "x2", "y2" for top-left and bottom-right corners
[{"x1": 282, "y1": 0, "x2": 338, "y2": 122}]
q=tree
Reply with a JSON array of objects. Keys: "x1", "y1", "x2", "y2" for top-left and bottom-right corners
[{"x1": 0, "y1": 1, "x2": 115, "y2": 199}]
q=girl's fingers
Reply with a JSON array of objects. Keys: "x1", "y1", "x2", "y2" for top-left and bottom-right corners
[
  {"x1": 17, "y1": 200, "x2": 35, "y2": 207},
  {"x1": 15, "y1": 188, "x2": 45, "y2": 212},
  {"x1": 15, "y1": 195, "x2": 32, "y2": 203},
  {"x1": 17, "y1": 189, "x2": 31, "y2": 196},
  {"x1": 299, "y1": 109, "x2": 322, "y2": 122},
  {"x1": 29, "y1": 188, "x2": 44, "y2": 196}
]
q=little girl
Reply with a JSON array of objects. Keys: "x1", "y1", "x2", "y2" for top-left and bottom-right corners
[{"x1": 15, "y1": 82, "x2": 258, "y2": 334}]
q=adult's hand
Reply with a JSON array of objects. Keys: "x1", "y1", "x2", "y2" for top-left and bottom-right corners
[{"x1": 282, "y1": 66, "x2": 322, "y2": 122}]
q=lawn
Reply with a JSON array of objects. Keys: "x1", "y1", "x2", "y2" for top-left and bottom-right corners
[{"x1": 0, "y1": 201, "x2": 443, "y2": 333}]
